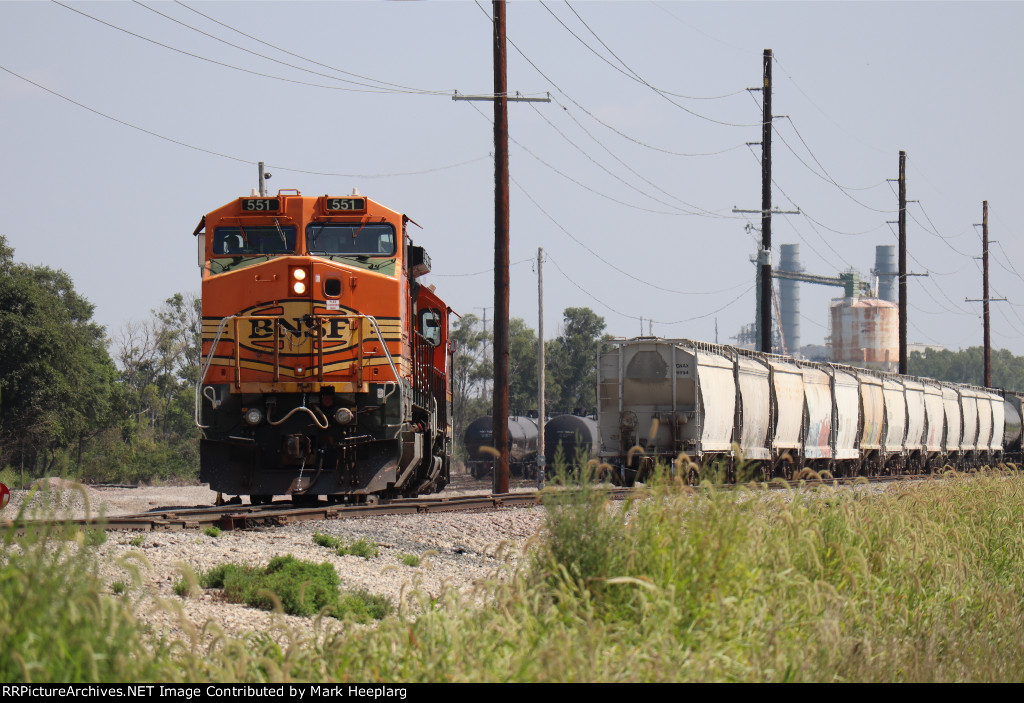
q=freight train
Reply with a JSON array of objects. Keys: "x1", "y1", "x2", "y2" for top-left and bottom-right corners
[
  {"x1": 460, "y1": 413, "x2": 602, "y2": 479},
  {"x1": 193, "y1": 190, "x2": 451, "y2": 504},
  {"x1": 598, "y1": 337, "x2": 1022, "y2": 485},
  {"x1": 462, "y1": 416, "x2": 539, "y2": 478}
]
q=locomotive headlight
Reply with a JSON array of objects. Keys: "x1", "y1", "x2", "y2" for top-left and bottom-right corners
[
  {"x1": 243, "y1": 407, "x2": 264, "y2": 426},
  {"x1": 290, "y1": 267, "x2": 310, "y2": 296}
]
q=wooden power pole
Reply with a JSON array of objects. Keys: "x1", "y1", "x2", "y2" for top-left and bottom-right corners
[
  {"x1": 537, "y1": 247, "x2": 546, "y2": 487},
  {"x1": 898, "y1": 150, "x2": 907, "y2": 375},
  {"x1": 492, "y1": 0, "x2": 510, "y2": 494},
  {"x1": 453, "y1": 2, "x2": 549, "y2": 493},
  {"x1": 759, "y1": 49, "x2": 773, "y2": 354},
  {"x1": 967, "y1": 201, "x2": 1004, "y2": 387},
  {"x1": 983, "y1": 200, "x2": 991, "y2": 387}
]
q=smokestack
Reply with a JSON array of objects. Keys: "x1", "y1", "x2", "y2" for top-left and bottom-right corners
[
  {"x1": 874, "y1": 245, "x2": 897, "y2": 302},
  {"x1": 779, "y1": 244, "x2": 802, "y2": 356}
]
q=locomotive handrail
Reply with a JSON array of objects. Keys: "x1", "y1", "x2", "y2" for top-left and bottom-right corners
[
  {"x1": 195, "y1": 312, "x2": 401, "y2": 429},
  {"x1": 195, "y1": 315, "x2": 237, "y2": 429}
]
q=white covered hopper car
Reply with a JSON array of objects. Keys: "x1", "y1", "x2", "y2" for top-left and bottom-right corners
[{"x1": 597, "y1": 338, "x2": 1017, "y2": 484}]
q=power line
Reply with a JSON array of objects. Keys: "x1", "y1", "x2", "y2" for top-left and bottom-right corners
[
  {"x1": 464, "y1": 100, "x2": 709, "y2": 216},
  {"x1": 772, "y1": 55, "x2": 885, "y2": 155},
  {"x1": 648, "y1": 1, "x2": 758, "y2": 57},
  {"x1": 772, "y1": 119, "x2": 895, "y2": 213},
  {"x1": 53, "y1": 1, "x2": 446, "y2": 95},
  {"x1": 546, "y1": 97, "x2": 742, "y2": 217},
  {"x1": 134, "y1": 1, "x2": 450, "y2": 94},
  {"x1": 512, "y1": 174, "x2": 751, "y2": 297},
  {"x1": 173, "y1": 1, "x2": 445, "y2": 95},
  {"x1": 539, "y1": 0, "x2": 758, "y2": 127},
  {"x1": 472, "y1": 0, "x2": 746, "y2": 157},
  {"x1": 526, "y1": 102, "x2": 734, "y2": 217},
  {"x1": 545, "y1": 251, "x2": 754, "y2": 326},
  {"x1": 432, "y1": 258, "x2": 532, "y2": 278},
  {"x1": 0, "y1": 63, "x2": 489, "y2": 177}
]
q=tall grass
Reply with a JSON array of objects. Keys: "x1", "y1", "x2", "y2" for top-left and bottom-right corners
[
  {"x1": 4, "y1": 470, "x2": 1024, "y2": 681},
  {"x1": 0, "y1": 487, "x2": 161, "y2": 682}
]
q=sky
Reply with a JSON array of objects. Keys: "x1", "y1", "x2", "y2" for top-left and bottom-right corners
[{"x1": 2, "y1": 1, "x2": 1023, "y2": 357}]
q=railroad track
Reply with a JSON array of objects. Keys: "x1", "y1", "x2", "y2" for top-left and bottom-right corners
[
  {"x1": 2, "y1": 491, "x2": 551, "y2": 533},
  {"x1": 3, "y1": 473, "x2": 934, "y2": 533}
]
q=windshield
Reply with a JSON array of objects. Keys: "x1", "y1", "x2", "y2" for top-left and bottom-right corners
[
  {"x1": 306, "y1": 222, "x2": 396, "y2": 257},
  {"x1": 213, "y1": 225, "x2": 296, "y2": 256}
]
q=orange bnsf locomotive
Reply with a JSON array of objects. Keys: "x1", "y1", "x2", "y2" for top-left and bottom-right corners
[{"x1": 193, "y1": 190, "x2": 451, "y2": 504}]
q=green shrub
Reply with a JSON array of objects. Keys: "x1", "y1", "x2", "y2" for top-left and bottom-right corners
[
  {"x1": 336, "y1": 539, "x2": 378, "y2": 559},
  {"x1": 313, "y1": 532, "x2": 341, "y2": 549},
  {"x1": 128, "y1": 535, "x2": 145, "y2": 547},
  {"x1": 337, "y1": 590, "x2": 393, "y2": 623},
  {"x1": 203, "y1": 526, "x2": 222, "y2": 539},
  {"x1": 399, "y1": 553, "x2": 420, "y2": 567}
]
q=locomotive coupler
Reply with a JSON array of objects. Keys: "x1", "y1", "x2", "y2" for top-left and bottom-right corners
[{"x1": 284, "y1": 434, "x2": 312, "y2": 461}]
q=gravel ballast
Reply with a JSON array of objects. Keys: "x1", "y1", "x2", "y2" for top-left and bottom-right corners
[{"x1": 4, "y1": 476, "x2": 546, "y2": 642}]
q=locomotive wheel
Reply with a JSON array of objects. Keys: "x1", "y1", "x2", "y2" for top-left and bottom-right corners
[
  {"x1": 292, "y1": 494, "x2": 319, "y2": 507},
  {"x1": 249, "y1": 494, "x2": 273, "y2": 506}
]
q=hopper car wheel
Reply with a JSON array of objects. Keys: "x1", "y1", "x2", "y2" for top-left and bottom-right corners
[{"x1": 687, "y1": 467, "x2": 699, "y2": 486}]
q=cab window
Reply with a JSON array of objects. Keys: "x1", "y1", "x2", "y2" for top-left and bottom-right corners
[
  {"x1": 419, "y1": 309, "x2": 442, "y2": 347},
  {"x1": 306, "y1": 222, "x2": 396, "y2": 257},
  {"x1": 213, "y1": 226, "x2": 296, "y2": 256}
]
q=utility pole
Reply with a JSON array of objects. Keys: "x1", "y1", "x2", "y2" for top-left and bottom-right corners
[
  {"x1": 453, "y1": 1, "x2": 550, "y2": 495},
  {"x1": 967, "y1": 201, "x2": 1005, "y2": 387},
  {"x1": 760, "y1": 49, "x2": 772, "y2": 354},
  {"x1": 537, "y1": 247, "x2": 546, "y2": 488},
  {"x1": 983, "y1": 200, "x2": 990, "y2": 386},
  {"x1": 898, "y1": 150, "x2": 907, "y2": 374},
  {"x1": 887, "y1": 152, "x2": 927, "y2": 374},
  {"x1": 735, "y1": 50, "x2": 797, "y2": 353},
  {"x1": 491, "y1": 0, "x2": 511, "y2": 495}
]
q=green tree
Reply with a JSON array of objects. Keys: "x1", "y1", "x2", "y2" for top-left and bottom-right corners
[
  {"x1": 508, "y1": 318, "x2": 538, "y2": 416},
  {"x1": 450, "y1": 314, "x2": 491, "y2": 456},
  {"x1": 547, "y1": 307, "x2": 607, "y2": 414},
  {"x1": 116, "y1": 293, "x2": 201, "y2": 437},
  {"x1": 909, "y1": 346, "x2": 1024, "y2": 390},
  {"x1": 0, "y1": 236, "x2": 117, "y2": 473}
]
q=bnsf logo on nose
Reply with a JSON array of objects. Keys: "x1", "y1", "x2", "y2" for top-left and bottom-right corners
[{"x1": 249, "y1": 318, "x2": 351, "y2": 340}]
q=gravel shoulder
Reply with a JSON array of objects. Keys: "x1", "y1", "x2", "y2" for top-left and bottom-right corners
[{"x1": 3, "y1": 472, "x2": 548, "y2": 643}]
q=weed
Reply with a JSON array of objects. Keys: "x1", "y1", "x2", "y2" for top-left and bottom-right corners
[
  {"x1": 111, "y1": 581, "x2": 127, "y2": 595},
  {"x1": 0, "y1": 513, "x2": 163, "y2": 682},
  {"x1": 204, "y1": 526, "x2": 222, "y2": 539},
  {"x1": 82, "y1": 529, "x2": 107, "y2": 547},
  {"x1": 336, "y1": 539, "x2": 378, "y2": 559},
  {"x1": 312, "y1": 532, "x2": 341, "y2": 549},
  {"x1": 196, "y1": 554, "x2": 392, "y2": 621},
  {"x1": 128, "y1": 535, "x2": 145, "y2": 547}
]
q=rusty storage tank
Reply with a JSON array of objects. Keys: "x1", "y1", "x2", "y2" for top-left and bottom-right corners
[
  {"x1": 543, "y1": 414, "x2": 600, "y2": 469},
  {"x1": 462, "y1": 415, "x2": 539, "y2": 478},
  {"x1": 829, "y1": 297, "x2": 899, "y2": 372}
]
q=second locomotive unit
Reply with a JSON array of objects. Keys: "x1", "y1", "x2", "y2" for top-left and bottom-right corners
[{"x1": 194, "y1": 190, "x2": 451, "y2": 503}]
